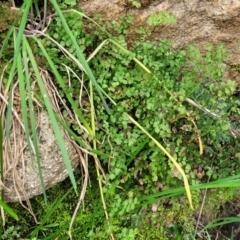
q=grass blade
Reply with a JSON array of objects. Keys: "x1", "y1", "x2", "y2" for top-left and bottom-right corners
[
  {"x1": 33, "y1": 36, "x2": 93, "y2": 136},
  {"x1": 89, "y1": 82, "x2": 114, "y2": 240},
  {"x1": 0, "y1": 200, "x2": 18, "y2": 221},
  {"x1": 138, "y1": 175, "x2": 240, "y2": 207},
  {"x1": 0, "y1": 26, "x2": 14, "y2": 58},
  {"x1": 30, "y1": 186, "x2": 73, "y2": 238},
  {"x1": 5, "y1": 0, "x2": 32, "y2": 137},
  {"x1": 24, "y1": 37, "x2": 77, "y2": 194},
  {"x1": 50, "y1": 0, "x2": 111, "y2": 114},
  {"x1": 0, "y1": 116, "x2": 3, "y2": 202},
  {"x1": 21, "y1": 38, "x2": 47, "y2": 204},
  {"x1": 203, "y1": 217, "x2": 240, "y2": 230}
]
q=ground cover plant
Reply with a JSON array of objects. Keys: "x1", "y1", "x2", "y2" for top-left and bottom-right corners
[{"x1": 0, "y1": 0, "x2": 240, "y2": 239}]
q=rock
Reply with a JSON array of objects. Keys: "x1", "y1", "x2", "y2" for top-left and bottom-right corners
[
  {"x1": 79, "y1": 0, "x2": 240, "y2": 84},
  {"x1": 3, "y1": 111, "x2": 79, "y2": 202}
]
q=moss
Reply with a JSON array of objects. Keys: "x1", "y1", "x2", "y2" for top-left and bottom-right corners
[
  {"x1": 136, "y1": 222, "x2": 172, "y2": 239},
  {"x1": 5, "y1": 167, "x2": 104, "y2": 239},
  {"x1": 0, "y1": 0, "x2": 20, "y2": 33},
  {"x1": 200, "y1": 188, "x2": 238, "y2": 225},
  {"x1": 134, "y1": 191, "x2": 200, "y2": 239},
  {"x1": 4, "y1": 168, "x2": 240, "y2": 239},
  {"x1": 230, "y1": 65, "x2": 240, "y2": 72},
  {"x1": 0, "y1": 1, "x2": 21, "y2": 73},
  {"x1": 135, "y1": 189, "x2": 239, "y2": 239}
]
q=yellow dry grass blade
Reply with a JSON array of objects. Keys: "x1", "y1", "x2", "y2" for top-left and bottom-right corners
[
  {"x1": 189, "y1": 117, "x2": 203, "y2": 155},
  {"x1": 126, "y1": 113, "x2": 193, "y2": 209}
]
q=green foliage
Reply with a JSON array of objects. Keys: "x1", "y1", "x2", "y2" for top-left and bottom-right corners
[
  {"x1": 147, "y1": 11, "x2": 176, "y2": 26},
  {"x1": 202, "y1": 188, "x2": 237, "y2": 224},
  {"x1": 126, "y1": 0, "x2": 153, "y2": 9},
  {"x1": 34, "y1": 5, "x2": 239, "y2": 238},
  {"x1": 1, "y1": 1, "x2": 240, "y2": 239},
  {"x1": 1, "y1": 226, "x2": 21, "y2": 240},
  {"x1": 55, "y1": 0, "x2": 77, "y2": 8},
  {"x1": 89, "y1": 17, "x2": 238, "y2": 239},
  {"x1": 127, "y1": 0, "x2": 141, "y2": 8},
  {"x1": 90, "y1": 37, "x2": 238, "y2": 197}
]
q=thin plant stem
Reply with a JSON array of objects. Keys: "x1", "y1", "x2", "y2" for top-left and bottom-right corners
[{"x1": 90, "y1": 81, "x2": 115, "y2": 240}]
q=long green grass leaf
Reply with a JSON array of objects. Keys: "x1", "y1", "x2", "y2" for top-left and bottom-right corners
[
  {"x1": 33, "y1": 37, "x2": 93, "y2": 136},
  {"x1": 24, "y1": 38, "x2": 77, "y2": 194},
  {"x1": 5, "y1": 0, "x2": 32, "y2": 137},
  {"x1": 50, "y1": 0, "x2": 111, "y2": 114},
  {"x1": 0, "y1": 116, "x2": 3, "y2": 202},
  {"x1": 21, "y1": 37, "x2": 47, "y2": 204},
  {"x1": 138, "y1": 175, "x2": 240, "y2": 207},
  {"x1": 0, "y1": 116, "x2": 5, "y2": 237},
  {"x1": 0, "y1": 26, "x2": 14, "y2": 58},
  {"x1": 203, "y1": 217, "x2": 240, "y2": 230},
  {"x1": 0, "y1": 200, "x2": 18, "y2": 220}
]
